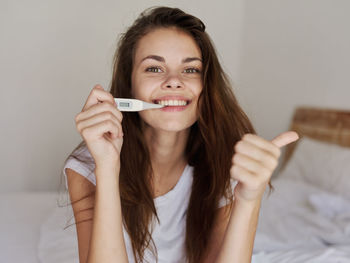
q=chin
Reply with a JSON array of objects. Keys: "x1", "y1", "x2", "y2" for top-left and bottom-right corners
[
  {"x1": 139, "y1": 112, "x2": 198, "y2": 133},
  {"x1": 142, "y1": 118, "x2": 195, "y2": 133},
  {"x1": 157, "y1": 121, "x2": 194, "y2": 132}
]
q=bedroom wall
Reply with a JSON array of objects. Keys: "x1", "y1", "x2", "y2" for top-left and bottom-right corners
[
  {"x1": 0, "y1": 0, "x2": 245, "y2": 192},
  {"x1": 236, "y1": 0, "x2": 350, "y2": 140}
]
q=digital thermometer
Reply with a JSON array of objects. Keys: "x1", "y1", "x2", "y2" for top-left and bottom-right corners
[{"x1": 114, "y1": 98, "x2": 164, "y2": 112}]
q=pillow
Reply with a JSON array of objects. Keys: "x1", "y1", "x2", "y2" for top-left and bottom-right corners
[{"x1": 280, "y1": 136, "x2": 350, "y2": 199}]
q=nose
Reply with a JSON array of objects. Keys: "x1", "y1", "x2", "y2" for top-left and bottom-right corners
[{"x1": 162, "y1": 74, "x2": 184, "y2": 89}]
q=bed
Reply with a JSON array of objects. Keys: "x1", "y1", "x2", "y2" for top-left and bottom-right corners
[
  {"x1": 252, "y1": 107, "x2": 350, "y2": 262},
  {"x1": 0, "y1": 191, "x2": 60, "y2": 262},
  {"x1": 2, "y1": 107, "x2": 350, "y2": 263}
]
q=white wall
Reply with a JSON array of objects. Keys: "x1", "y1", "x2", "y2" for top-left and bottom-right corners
[
  {"x1": 0, "y1": 0, "x2": 245, "y2": 192},
  {"x1": 237, "y1": 0, "x2": 350, "y2": 140}
]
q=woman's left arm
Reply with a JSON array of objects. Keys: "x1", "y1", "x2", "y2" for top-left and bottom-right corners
[{"x1": 207, "y1": 131, "x2": 299, "y2": 263}]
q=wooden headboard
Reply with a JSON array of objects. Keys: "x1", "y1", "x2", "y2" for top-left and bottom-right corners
[{"x1": 281, "y1": 106, "x2": 350, "y2": 168}]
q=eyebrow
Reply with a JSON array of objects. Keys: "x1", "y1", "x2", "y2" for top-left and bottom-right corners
[{"x1": 140, "y1": 55, "x2": 202, "y2": 64}]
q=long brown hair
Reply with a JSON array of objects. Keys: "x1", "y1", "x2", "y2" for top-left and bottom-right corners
[{"x1": 64, "y1": 6, "x2": 256, "y2": 263}]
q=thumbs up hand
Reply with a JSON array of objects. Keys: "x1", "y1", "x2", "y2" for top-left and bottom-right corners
[{"x1": 230, "y1": 131, "x2": 299, "y2": 202}]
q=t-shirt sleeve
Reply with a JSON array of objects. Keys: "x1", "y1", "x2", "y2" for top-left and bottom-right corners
[
  {"x1": 217, "y1": 179, "x2": 238, "y2": 208},
  {"x1": 63, "y1": 145, "x2": 97, "y2": 190}
]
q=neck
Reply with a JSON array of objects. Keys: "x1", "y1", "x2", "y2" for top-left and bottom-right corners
[{"x1": 144, "y1": 127, "x2": 190, "y2": 178}]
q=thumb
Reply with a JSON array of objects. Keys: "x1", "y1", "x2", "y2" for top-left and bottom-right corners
[
  {"x1": 95, "y1": 84, "x2": 104, "y2": 90},
  {"x1": 271, "y1": 131, "x2": 299, "y2": 148}
]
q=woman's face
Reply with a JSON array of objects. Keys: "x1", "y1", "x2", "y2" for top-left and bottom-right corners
[{"x1": 131, "y1": 27, "x2": 203, "y2": 132}]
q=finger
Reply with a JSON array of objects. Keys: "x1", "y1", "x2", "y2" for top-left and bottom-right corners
[
  {"x1": 76, "y1": 111, "x2": 123, "y2": 138},
  {"x1": 242, "y1": 134, "x2": 281, "y2": 159},
  {"x1": 81, "y1": 119, "x2": 120, "y2": 141},
  {"x1": 82, "y1": 85, "x2": 116, "y2": 111},
  {"x1": 234, "y1": 140, "x2": 278, "y2": 171},
  {"x1": 232, "y1": 153, "x2": 272, "y2": 176},
  {"x1": 271, "y1": 131, "x2": 299, "y2": 148},
  {"x1": 230, "y1": 165, "x2": 256, "y2": 186},
  {"x1": 77, "y1": 101, "x2": 123, "y2": 123}
]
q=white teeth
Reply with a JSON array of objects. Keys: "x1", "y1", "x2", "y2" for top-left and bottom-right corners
[{"x1": 156, "y1": 100, "x2": 188, "y2": 106}]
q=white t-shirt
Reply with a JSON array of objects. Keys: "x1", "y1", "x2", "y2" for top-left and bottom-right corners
[{"x1": 63, "y1": 145, "x2": 237, "y2": 263}]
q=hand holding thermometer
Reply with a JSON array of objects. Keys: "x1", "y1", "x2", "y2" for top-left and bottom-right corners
[{"x1": 114, "y1": 98, "x2": 164, "y2": 112}]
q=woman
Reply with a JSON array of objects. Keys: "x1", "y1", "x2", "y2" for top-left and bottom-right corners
[{"x1": 64, "y1": 6, "x2": 298, "y2": 263}]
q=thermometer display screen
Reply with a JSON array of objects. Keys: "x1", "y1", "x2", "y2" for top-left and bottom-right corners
[{"x1": 119, "y1": 102, "x2": 130, "y2": 107}]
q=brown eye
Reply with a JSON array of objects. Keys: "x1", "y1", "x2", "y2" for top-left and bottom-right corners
[
  {"x1": 184, "y1": 68, "x2": 201, "y2": 74},
  {"x1": 146, "y1": 67, "x2": 162, "y2": 73}
]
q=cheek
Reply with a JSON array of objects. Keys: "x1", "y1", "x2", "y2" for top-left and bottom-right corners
[
  {"x1": 132, "y1": 77, "x2": 158, "y2": 99},
  {"x1": 192, "y1": 83, "x2": 203, "y2": 104},
  {"x1": 188, "y1": 78, "x2": 203, "y2": 95}
]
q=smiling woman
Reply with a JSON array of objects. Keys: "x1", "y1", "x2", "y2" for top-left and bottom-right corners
[{"x1": 62, "y1": 6, "x2": 298, "y2": 263}]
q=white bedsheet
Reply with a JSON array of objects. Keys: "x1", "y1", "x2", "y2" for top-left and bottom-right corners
[
  {"x1": 252, "y1": 176, "x2": 350, "y2": 262},
  {"x1": 38, "y1": 202, "x2": 78, "y2": 263},
  {"x1": 0, "y1": 191, "x2": 59, "y2": 263}
]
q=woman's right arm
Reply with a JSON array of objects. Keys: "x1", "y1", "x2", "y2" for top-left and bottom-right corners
[
  {"x1": 87, "y1": 165, "x2": 128, "y2": 263},
  {"x1": 69, "y1": 84, "x2": 128, "y2": 263},
  {"x1": 66, "y1": 165, "x2": 128, "y2": 263}
]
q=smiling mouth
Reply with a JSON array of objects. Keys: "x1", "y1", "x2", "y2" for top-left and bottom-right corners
[{"x1": 153, "y1": 99, "x2": 191, "y2": 107}]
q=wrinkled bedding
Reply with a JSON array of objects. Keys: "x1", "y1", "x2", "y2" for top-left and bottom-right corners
[{"x1": 252, "y1": 176, "x2": 350, "y2": 262}]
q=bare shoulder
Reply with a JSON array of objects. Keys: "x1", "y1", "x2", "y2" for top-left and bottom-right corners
[
  {"x1": 65, "y1": 168, "x2": 96, "y2": 263},
  {"x1": 65, "y1": 168, "x2": 95, "y2": 208}
]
